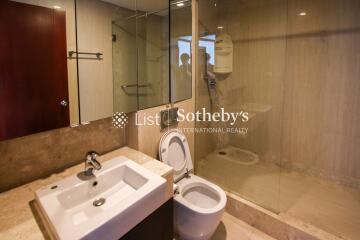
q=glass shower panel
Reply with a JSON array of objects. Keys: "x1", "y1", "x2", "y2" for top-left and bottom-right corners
[
  {"x1": 196, "y1": 0, "x2": 360, "y2": 239},
  {"x1": 279, "y1": 1, "x2": 360, "y2": 239},
  {"x1": 195, "y1": 0, "x2": 288, "y2": 213}
]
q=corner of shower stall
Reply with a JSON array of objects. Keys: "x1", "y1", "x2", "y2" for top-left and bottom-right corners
[
  {"x1": 194, "y1": 0, "x2": 286, "y2": 214},
  {"x1": 194, "y1": 0, "x2": 360, "y2": 240}
]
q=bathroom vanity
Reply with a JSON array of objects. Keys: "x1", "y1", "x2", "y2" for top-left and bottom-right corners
[
  {"x1": 0, "y1": 147, "x2": 174, "y2": 240},
  {"x1": 120, "y1": 198, "x2": 173, "y2": 240}
]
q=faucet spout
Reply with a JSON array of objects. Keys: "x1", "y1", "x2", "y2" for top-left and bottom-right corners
[{"x1": 84, "y1": 151, "x2": 102, "y2": 176}]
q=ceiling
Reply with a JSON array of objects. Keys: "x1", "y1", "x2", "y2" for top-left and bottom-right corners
[{"x1": 101, "y1": 0, "x2": 168, "y2": 13}]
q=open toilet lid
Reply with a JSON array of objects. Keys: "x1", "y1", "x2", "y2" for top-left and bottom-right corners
[{"x1": 159, "y1": 129, "x2": 193, "y2": 182}]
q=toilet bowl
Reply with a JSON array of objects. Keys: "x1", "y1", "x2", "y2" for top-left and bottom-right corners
[{"x1": 159, "y1": 129, "x2": 226, "y2": 240}]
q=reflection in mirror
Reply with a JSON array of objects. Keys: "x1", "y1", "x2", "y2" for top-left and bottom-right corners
[
  {"x1": 137, "y1": 0, "x2": 170, "y2": 109},
  {"x1": 0, "y1": 0, "x2": 78, "y2": 141},
  {"x1": 170, "y1": 0, "x2": 192, "y2": 102},
  {"x1": 112, "y1": 10, "x2": 138, "y2": 114},
  {"x1": 76, "y1": 0, "x2": 138, "y2": 122}
]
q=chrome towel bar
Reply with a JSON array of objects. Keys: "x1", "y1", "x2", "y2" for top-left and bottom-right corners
[
  {"x1": 121, "y1": 84, "x2": 152, "y2": 89},
  {"x1": 68, "y1": 51, "x2": 103, "y2": 60}
]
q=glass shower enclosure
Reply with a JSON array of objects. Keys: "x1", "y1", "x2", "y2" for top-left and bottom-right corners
[{"x1": 195, "y1": 0, "x2": 360, "y2": 239}]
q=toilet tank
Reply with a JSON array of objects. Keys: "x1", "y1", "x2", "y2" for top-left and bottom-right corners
[{"x1": 214, "y1": 33, "x2": 233, "y2": 74}]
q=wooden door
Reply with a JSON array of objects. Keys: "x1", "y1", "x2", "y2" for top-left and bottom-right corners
[{"x1": 0, "y1": 0, "x2": 69, "y2": 141}]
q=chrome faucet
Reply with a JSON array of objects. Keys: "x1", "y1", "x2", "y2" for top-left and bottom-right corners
[{"x1": 84, "y1": 151, "x2": 102, "y2": 176}]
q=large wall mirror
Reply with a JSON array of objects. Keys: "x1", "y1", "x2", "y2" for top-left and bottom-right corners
[
  {"x1": 76, "y1": 0, "x2": 173, "y2": 119},
  {"x1": 76, "y1": 0, "x2": 139, "y2": 122},
  {"x1": 170, "y1": 0, "x2": 192, "y2": 103},
  {"x1": 0, "y1": 0, "x2": 192, "y2": 141},
  {"x1": 77, "y1": 0, "x2": 192, "y2": 115}
]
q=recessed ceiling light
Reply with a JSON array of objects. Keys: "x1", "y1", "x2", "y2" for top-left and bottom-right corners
[
  {"x1": 217, "y1": 26, "x2": 224, "y2": 30},
  {"x1": 53, "y1": 5, "x2": 61, "y2": 9},
  {"x1": 299, "y1": 12, "x2": 307, "y2": 16},
  {"x1": 176, "y1": 2, "x2": 184, "y2": 7}
]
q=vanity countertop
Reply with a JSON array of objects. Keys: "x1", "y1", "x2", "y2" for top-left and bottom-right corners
[{"x1": 0, "y1": 147, "x2": 173, "y2": 240}]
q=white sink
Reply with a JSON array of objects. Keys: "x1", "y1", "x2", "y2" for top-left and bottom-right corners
[{"x1": 35, "y1": 156, "x2": 167, "y2": 240}]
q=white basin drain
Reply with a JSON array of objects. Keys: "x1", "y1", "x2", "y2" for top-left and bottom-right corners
[{"x1": 93, "y1": 198, "x2": 106, "y2": 207}]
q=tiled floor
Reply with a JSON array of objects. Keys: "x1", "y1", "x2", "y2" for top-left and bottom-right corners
[
  {"x1": 198, "y1": 149, "x2": 360, "y2": 240},
  {"x1": 212, "y1": 212, "x2": 275, "y2": 240}
]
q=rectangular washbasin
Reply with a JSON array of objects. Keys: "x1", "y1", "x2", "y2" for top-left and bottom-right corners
[{"x1": 35, "y1": 156, "x2": 167, "y2": 240}]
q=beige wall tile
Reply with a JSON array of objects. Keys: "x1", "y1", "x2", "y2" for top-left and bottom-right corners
[
  {"x1": 127, "y1": 99, "x2": 195, "y2": 161},
  {"x1": 0, "y1": 118, "x2": 125, "y2": 192}
]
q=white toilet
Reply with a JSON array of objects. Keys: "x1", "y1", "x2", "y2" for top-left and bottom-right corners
[{"x1": 159, "y1": 129, "x2": 227, "y2": 240}]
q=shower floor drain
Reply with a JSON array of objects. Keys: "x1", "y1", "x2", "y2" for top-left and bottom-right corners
[
  {"x1": 212, "y1": 146, "x2": 260, "y2": 166},
  {"x1": 93, "y1": 198, "x2": 106, "y2": 207}
]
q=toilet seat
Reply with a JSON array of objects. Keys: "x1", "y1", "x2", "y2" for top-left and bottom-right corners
[
  {"x1": 159, "y1": 129, "x2": 226, "y2": 212},
  {"x1": 175, "y1": 174, "x2": 227, "y2": 214},
  {"x1": 159, "y1": 129, "x2": 227, "y2": 240},
  {"x1": 159, "y1": 129, "x2": 193, "y2": 182}
]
